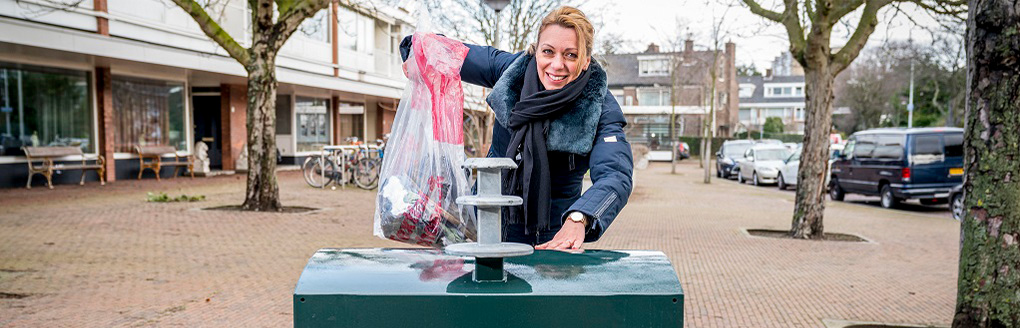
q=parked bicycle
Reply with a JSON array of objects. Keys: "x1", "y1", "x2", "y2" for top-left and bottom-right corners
[{"x1": 302, "y1": 137, "x2": 385, "y2": 190}]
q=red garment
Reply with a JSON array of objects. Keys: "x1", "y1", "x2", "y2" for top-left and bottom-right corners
[{"x1": 411, "y1": 33, "x2": 469, "y2": 145}]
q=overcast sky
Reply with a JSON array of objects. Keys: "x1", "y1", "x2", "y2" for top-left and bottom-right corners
[{"x1": 573, "y1": 0, "x2": 955, "y2": 71}]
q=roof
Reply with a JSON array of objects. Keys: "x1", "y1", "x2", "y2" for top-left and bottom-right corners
[
  {"x1": 852, "y1": 127, "x2": 965, "y2": 135},
  {"x1": 599, "y1": 51, "x2": 719, "y2": 88},
  {"x1": 750, "y1": 144, "x2": 790, "y2": 151},
  {"x1": 738, "y1": 75, "x2": 806, "y2": 104},
  {"x1": 722, "y1": 139, "x2": 755, "y2": 145}
]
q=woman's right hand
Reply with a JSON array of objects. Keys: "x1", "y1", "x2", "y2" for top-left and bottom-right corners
[{"x1": 402, "y1": 61, "x2": 409, "y2": 78}]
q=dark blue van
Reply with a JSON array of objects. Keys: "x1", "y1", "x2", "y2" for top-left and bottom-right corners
[{"x1": 829, "y1": 128, "x2": 964, "y2": 208}]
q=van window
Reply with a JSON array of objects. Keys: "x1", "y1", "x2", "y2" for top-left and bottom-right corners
[
  {"x1": 843, "y1": 138, "x2": 856, "y2": 159},
  {"x1": 945, "y1": 133, "x2": 964, "y2": 157},
  {"x1": 854, "y1": 135, "x2": 876, "y2": 159},
  {"x1": 912, "y1": 135, "x2": 943, "y2": 155},
  {"x1": 873, "y1": 134, "x2": 905, "y2": 159}
]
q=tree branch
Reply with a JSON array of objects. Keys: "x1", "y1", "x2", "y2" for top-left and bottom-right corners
[
  {"x1": 170, "y1": 0, "x2": 251, "y2": 66},
  {"x1": 830, "y1": 0, "x2": 892, "y2": 75},
  {"x1": 830, "y1": 0, "x2": 865, "y2": 23},
  {"x1": 741, "y1": 0, "x2": 784, "y2": 22},
  {"x1": 909, "y1": 0, "x2": 967, "y2": 17},
  {"x1": 780, "y1": 0, "x2": 807, "y2": 65},
  {"x1": 271, "y1": 0, "x2": 332, "y2": 51}
]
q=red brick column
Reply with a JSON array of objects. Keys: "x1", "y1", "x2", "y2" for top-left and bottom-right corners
[
  {"x1": 95, "y1": 67, "x2": 116, "y2": 181},
  {"x1": 94, "y1": 0, "x2": 109, "y2": 36},
  {"x1": 220, "y1": 84, "x2": 247, "y2": 171}
]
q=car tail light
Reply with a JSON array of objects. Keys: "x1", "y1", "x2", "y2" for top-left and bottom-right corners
[{"x1": 902, "y1": 167, "x2": 911, "y2": 181}]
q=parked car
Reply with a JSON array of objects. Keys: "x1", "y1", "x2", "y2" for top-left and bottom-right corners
[
  {"x1": 777, "y1": 144, "x2": 845, "y2": 190},
  {"x1": 737, "y1": 144, "x2": 791, "y2": 186},
  {"x1": 829, "y1": 128, "x2": 964, "y2": 209},
  {"x1": 716, "y1": 140, "x2": 755, "y2": 179},
  {"x1": 949, "y1": 184, "x2": 964, "y2": 221},
  {"x1": 676, "y1": 141, "x2": 691, "y2": 160}
]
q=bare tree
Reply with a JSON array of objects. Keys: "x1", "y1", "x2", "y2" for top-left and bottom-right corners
[
  {"x1": 740, "y1": 0, "x2": 966, "y2": 238},
  {"x1": 701, "y1": 6, "x2": 732, "y2": 184},
  {"x1": 168, "y1": 0, "x2": 371, "y2": 211}
]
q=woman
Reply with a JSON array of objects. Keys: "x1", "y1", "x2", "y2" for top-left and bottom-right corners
[{"x1": 401, "y1": 6, "x2": 632, "y2": 250}]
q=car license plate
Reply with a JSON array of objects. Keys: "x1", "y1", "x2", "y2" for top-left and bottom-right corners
[{"x1": 950, "y1": 168, "x2": 964, "y2": 176}]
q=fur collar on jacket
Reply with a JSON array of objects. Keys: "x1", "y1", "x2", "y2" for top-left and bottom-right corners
[{"x1": 486, "y1": 54, "x2": 608, "y2": 155}]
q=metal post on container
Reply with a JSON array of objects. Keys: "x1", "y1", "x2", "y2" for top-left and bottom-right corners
[{"x1": 445, "y1": 158, "x2": 533, "y2": 282}]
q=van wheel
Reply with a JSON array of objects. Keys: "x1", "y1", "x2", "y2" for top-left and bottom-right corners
[
  {"x1": 753, "y1": 172, "x2": 760, "y2": 186},
  {"x1": 829, "y1": 178, "x2": 845, "y2": 201},
  {"x1": 880, "y1": 185, "x2": 899, "y2": 209},
  {"x1": 951, "y1": 193, "x2": 964, "y2": 221},
  {"x1": 737, "y1": 172, "x2": 744, "y2": 184},
  {"x1": 777, "y1": 173, "x2": 787, "y2": 190}
]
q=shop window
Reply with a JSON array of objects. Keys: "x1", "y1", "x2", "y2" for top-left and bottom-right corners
[
  {"x1": 0, "y1": 63, "x2": 94, "y2": 157},
  {"x1": 113, "y1": 76, "x2": 186, "y2": 153},
  {"x1": 296, "y1": 97, "x2": 330, "y2": 152}
]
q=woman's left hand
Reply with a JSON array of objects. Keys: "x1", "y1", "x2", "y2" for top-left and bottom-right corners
[{"x1": 535, "y1": 221, "x2": 585, "y2": 250}]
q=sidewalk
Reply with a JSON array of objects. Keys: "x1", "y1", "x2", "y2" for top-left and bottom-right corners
[{"x1": 0, "y1": 162, "x2": 959, "y2": 327}]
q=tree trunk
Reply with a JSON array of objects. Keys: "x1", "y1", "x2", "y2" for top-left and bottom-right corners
[
  {"x1": 241, "y1": 49, "x2": 282, "y2": 212},
  {"x1": 791, "y1": 64, "x2": 834, "y2": 239},
  {"x1": 952, "y1": 0, "x2": 1020, "y2": 324}
]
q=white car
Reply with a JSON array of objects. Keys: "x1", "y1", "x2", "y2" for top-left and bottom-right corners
[
  {"x1": 776, "y1": 144, "x2": 845, "y2": 190},
  {"x1": 737, "y1": 145, "x2": 791, "y2": 186}
]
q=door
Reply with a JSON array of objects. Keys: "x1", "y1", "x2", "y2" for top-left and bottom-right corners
[
  {"x1": 909, "y1": 134, "x2": 946, "y2": 187},
  {"x1": 192, "y1": 95, "x2": 222, "y2": 168},
  {"x1": 848, "y1": 135, "x2": 877, "y2": 193},
  {"x1": 832, "y1": 137, "x2": 854, "y2": 190}
]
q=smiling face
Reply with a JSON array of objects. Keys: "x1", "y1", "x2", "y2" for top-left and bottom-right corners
[{"x1": 536, "y1": 24, "x2": 591, "y2": 90}]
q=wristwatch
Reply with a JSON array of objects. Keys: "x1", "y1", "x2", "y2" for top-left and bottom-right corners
[{"x1": 567, "y1": 211, "x2": 588, "y2": 227}]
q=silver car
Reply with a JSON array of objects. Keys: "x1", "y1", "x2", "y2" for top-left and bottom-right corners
[
  {"x1": 776, "y1": 143, "x2": 845, "y2": 190},
  {"x1": 737, "y1": 145, "x2": 791, "y2": 186}
]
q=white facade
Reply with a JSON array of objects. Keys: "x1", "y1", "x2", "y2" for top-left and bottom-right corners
[{"x1": 0, "y1": 0, "x2": 415, "y2": 166}]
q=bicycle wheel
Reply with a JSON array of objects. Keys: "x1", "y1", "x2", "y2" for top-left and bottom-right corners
[
  {"x1": 354, "y1": 158, "x2": 381, "y2": 190},
  {"x1": 302, "y1": 156, "x2": 333, "y2": 188}
]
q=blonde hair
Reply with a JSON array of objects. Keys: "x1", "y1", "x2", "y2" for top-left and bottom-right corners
[{"x1": 529, "y1": 6, "x2": 595, "y2": 63}]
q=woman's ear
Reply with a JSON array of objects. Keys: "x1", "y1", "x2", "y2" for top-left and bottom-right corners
[{"x1": 582, "y1": 56, "x2": 591, "y2": 71}]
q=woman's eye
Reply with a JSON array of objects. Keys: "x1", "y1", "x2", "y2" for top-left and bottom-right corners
[
  {"x1": 566, "y1": 53, "x2": 577, "y2": 59},
  {"x1": 542, "y1": 49, "x2": 554, "y2": 55}
]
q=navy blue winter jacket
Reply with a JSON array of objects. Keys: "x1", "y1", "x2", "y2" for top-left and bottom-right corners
[{"x1": 402, "y1": 39, "x2": 633, "y2": 242}]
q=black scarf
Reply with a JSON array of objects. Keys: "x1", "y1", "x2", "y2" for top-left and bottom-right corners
[{"x1": 503, "y1": 57, "x2": 592, "y2": 233}]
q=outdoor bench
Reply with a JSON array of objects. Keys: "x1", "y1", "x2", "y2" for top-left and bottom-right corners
[
  {"x1": 22, "y1": 146, "x2": 106, "y2": 189},
  {"x1": 135, "y1": 145, "x2": 194, "y2": 180}
]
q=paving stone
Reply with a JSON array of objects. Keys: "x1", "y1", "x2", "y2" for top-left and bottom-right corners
[{"x1": 0, "y1": 162, "x2": 959, "y2": 327}]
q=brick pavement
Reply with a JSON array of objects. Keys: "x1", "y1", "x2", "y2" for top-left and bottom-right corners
[{"x1": 0, "y1": 162, "x2": 959, "y2": 327}]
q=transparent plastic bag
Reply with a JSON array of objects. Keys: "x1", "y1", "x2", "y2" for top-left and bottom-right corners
[{"x1": 373, "y1": 8, "x2": 474, "y2": 247}]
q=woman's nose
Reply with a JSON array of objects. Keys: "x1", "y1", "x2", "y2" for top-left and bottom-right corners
[{"x1": 550, "y1": 56, "x2": 567, "y2": 71}]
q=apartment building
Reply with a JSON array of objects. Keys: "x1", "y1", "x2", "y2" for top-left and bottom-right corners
[
  {"x1": 600, "y1": 40, "x2": 739, "y2": 156},
  {"x1": 0, "y1": 0, "x2": 447, "y2": 187},
  {"x1": 737, "y1": 52, "x2": 807, "y2": 134}
]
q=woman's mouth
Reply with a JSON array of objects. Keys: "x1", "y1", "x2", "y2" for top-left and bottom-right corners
[{"x1": 546, "y1": 72, "x2": 568, "y2": 83}]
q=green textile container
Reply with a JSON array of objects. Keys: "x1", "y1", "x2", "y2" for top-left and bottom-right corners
[{"x1": 294, "y1": 248, "x2": 684, "y2": 327}]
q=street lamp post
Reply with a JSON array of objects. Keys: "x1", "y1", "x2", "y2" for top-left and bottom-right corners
[{"x1": 483, "y1": 0, "x2": 511, "y2": 49}]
